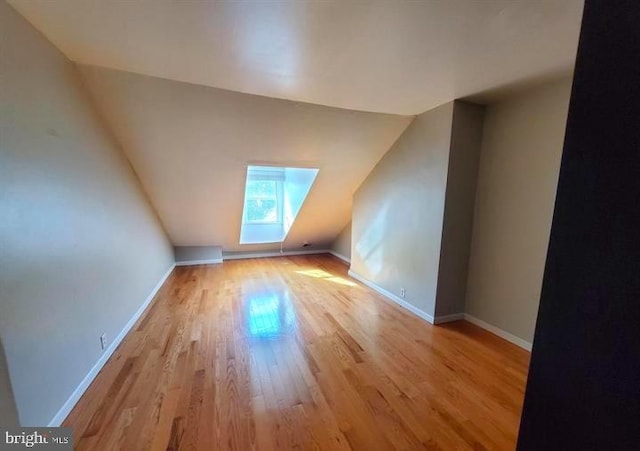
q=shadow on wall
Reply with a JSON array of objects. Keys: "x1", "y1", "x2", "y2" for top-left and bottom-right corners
[
  {"x1": 0, "y1": 337, "x2": 20, "y2": 426},
  {"x1": 355, "y1": 202, "x2": 389, "y2": 278}
]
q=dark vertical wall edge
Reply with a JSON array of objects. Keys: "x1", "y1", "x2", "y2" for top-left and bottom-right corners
[{"x1": 517, "y1": 0, "x2": 640, "y2": 449}]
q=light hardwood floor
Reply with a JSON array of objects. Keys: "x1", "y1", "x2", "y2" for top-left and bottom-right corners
[{"x1": 64, "y1": 254, "x2": 530, "y2": 450}]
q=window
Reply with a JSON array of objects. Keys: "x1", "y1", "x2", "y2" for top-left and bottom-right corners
[
  {"x1": 243, "y1": 180, "x2": 281, "y2": 224},
  {"x1": 240, "y1": 165, "x2": 318, "y2": 244}
]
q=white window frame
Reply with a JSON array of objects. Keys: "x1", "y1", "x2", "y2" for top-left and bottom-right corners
[{"x1": 242, "y1": 179, "x2": 284, "y2": 225}]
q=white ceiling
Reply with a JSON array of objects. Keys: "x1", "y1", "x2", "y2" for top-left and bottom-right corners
[
  {"x1": 77, "y1": 65, "x2": 412, "y2": 250},
  {"x1": 9, "y1": 0, "x2": 583, "y2": 115},
  {"x1": 8, "y1": 0, "x2": 583, "y2": 250}
]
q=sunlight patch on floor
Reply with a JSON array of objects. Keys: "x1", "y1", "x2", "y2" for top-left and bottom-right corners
[{"x1": 295, "y1": 269, "x2": 358, "y2": 287}]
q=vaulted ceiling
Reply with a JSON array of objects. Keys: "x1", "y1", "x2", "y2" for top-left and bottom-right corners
[
  {"x1": 8, "y1": 0, "x2": 583, "y2": 251},
  {"x1": 9, "y1": 0, "x2": 583, "y2": 115},
  {"x1": 77, "y1": 65, "x2": 411, "y2": 250}
]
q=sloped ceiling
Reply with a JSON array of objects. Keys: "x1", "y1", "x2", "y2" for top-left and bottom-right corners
[
  {"x1": 9, "y1": 0, "x2": 583, "y2": 115},
  {"x1": 8, "y1": 0, "x2": 583, "y2": 251},
  {"x1": 78, "y1": 65, "x2": 412, "y2": 251}
]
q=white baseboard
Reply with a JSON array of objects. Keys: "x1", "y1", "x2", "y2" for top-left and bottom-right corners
[
  {"x1": 433, "y1": 313, "x2": 465, "y2": 324},
  {"x1": 328, "y1": 250, "x2": 351, "y2": 265},
  {"x1": 347, "y1": 270, "x2": 435, "y2": 324},
  {"x1": 223, "y1": 249, "x2": 329, "y2": 260},
  {"x1": 48, "y1": 264, "x2": 176, "y2": 426},
  {"x1": 463, "y1": 314, "x2": 532, "y2": 351},
  {"x1": 344, "y1": 272, "x2": 531, "y2": 351},
  {"x1": 175, "y1": 258, "x2": 223, "y2": 266}
]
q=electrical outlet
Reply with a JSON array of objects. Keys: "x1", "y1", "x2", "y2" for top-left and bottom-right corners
[
  {"x1": 100, "y1": 333, "x2": 107, "y2": 350},
  {"x1": 400, "y1": 288, "x2": 406, "y2": 298}
]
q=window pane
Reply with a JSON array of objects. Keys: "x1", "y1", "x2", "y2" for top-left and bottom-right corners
[
  {"x1": 246, "y1": 180, "x2": 276, "y2": 199},
  {"x1": 245, "y1": 199, "x2": 278, "y2": 222}
]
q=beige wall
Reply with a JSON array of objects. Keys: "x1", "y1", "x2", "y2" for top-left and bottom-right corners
[
  {"x1": 351, "y1": 103, "x2": 453, "y2": 317},
  {"x1": 465, "y1": 77, "x2": 572, "y2": 343},
  {"x1": 77, "y1": 65, "x2": 411, "y2": 252},
  {"x1": 174, "y1": 245, "x2": 223, "y2": 264},
  {"x1": 435, "y1": 102, "x2": 485, "y2": 317},
  {"x1": 0, "y1": 2, "x2": 173, "y2": 426},
  {"x1": 331, "y1": 222, "x2": 352, "y2": 261}
]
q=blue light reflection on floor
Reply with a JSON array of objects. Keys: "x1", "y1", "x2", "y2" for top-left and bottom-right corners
[{"x1": 246, "y1": 290, "x2": 296, "y2": 339}]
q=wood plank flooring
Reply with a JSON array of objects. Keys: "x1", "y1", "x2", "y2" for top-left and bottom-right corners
[{"x1": 63, "y1": 254, "x2": 530, "y2": 450}]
